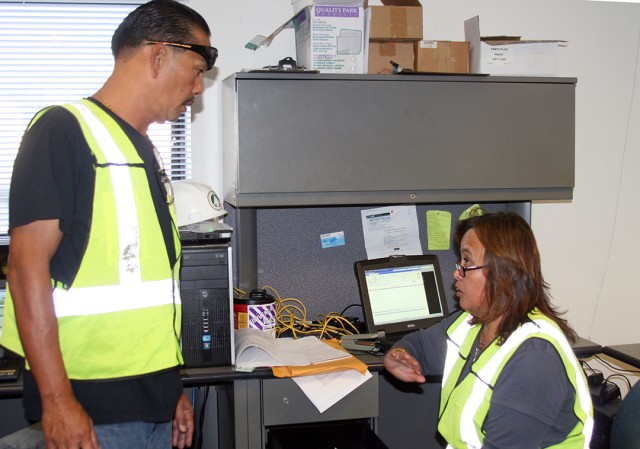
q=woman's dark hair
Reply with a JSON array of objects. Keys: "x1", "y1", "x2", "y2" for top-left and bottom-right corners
[
  {"x1": 455, "y1": 211, "x2": 577, "y2": 344},
  {"x1": 111, "y1": 0, "x2": 211, "y2": 57}
]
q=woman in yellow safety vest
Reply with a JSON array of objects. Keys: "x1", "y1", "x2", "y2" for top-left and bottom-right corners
[{"x1": 384, "y1": 211, "x2": 593, "y2": 449}]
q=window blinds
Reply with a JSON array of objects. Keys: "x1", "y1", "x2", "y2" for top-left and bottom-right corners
[{"x1": 0, "y1": 2, "x2": 192, "y2": 240}]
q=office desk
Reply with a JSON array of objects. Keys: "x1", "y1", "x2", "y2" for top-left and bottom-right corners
[
  {"x1": 182, "y1": 354, "x2": 385, "y2": 449},
  {"x1": 0, "y1": 338, "x2": 603, "y2": 449},
  {"x1": 603, "y1": 344, "x2": 640, "y2": 369},
  {"x1": 573, "y1": 336, "x2": 604, "y2": 359},
  {"x1": 180, "y1": 339, "x2": 603, "y2": 449}
]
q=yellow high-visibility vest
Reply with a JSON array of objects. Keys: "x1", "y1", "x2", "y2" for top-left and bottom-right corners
[
  {"x1": 438, "y1": 309, "x2": 593, "y2": 449},
  {"x1": 1, "y1": 99, "x2": 183, "y2": 380}
]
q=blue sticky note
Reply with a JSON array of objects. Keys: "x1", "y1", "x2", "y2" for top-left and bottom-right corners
[{"x1": 320, "y1": 231, "x2": 346, "y2": 249}]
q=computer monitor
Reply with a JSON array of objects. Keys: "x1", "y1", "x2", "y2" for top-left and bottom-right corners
[{"x1": 355, "y1": 254, "x2": 449, "y2": 339}]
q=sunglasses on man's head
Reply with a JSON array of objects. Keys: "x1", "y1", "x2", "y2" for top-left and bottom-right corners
[{"x1": 147, "y1": 41, "x2": 218, "y2": 71}]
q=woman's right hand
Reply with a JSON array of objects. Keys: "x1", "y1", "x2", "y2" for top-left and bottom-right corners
[{"x1": 383, "y1": 347, "x2": 426, "y2": 383}]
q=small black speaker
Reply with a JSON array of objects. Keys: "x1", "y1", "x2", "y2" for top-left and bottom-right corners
[{"x1": 179, "y1": 244, "x2": 233, "y2": 367}]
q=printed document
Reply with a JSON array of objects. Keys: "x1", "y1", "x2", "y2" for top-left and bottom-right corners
[
  {"x1": 361, "y1": 205, "x2": 422, "y2": 259},
  {"x1": 234, "y1": 328, "x2": 350, "y2": 369},
  {"x1": 292, "y1": 369, "x2": 372, "y2": 413}
]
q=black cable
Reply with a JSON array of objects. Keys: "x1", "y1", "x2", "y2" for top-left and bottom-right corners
[
  {"x1": 580, "y1": 360, "x2": 604, "y2": 380},
  {"x1": 172, "y1": 249, "x2": 183, "y2": 361},
  {"x1": 606, "y1": 373, "x2": 633, "y2": 391},
  {"x1": 196, "y1": 386, "x2": 210, "y2": 449},
  {"x1": 581, "y1": 360, "x2": 596, "y2": 374},
  {"x1": 594, "y1": 354, "x2": 640, "y2": 374},
  {"x1": 339, "y1": 303, "x2": 362, "y2": 316}
]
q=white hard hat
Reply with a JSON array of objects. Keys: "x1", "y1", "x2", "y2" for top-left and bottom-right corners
[{"x1": 172, "y1": 179, "x2": 226, "y2": 227}]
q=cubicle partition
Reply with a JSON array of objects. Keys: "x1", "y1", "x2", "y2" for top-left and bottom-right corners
[
  {"x1": 224, "y1": 201, "x2": 516, "y2": 321},
  {"x1": 218, "y1": 72, "x2": 576, "y2": 448}
]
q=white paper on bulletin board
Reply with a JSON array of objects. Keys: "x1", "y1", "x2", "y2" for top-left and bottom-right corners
[{"x1": 361, "y1": 205, "x2": 422, "y2": 259}]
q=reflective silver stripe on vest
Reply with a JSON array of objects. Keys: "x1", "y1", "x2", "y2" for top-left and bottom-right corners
[
  {"x1": 443, "y1": 316, "x2": 480, "y2": 449},
  {"x1": 53, "y1": 279, "x2": 180, "y2": 317},
  {"x1": 443, "y1": 316, "x2": 470, "y2": 385},
  {"x1": 66, "y1": 102, "x2": 141, "y2": 284},
  {"x1": 458, "y1": 320, "x2": 593, "y2": 448}
]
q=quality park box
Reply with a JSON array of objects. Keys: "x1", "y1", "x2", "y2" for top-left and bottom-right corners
[
  {"x1": 246, "y1": 1, "x2": 369, "y2": 74},
  {"x1": 295, "y1": 4, "x2": 369, "y2": 73},
  {"x1": 414, "y1": 40, "x2": 469, "y2": 74},
  {"x1": 369, "y1": 0, "x2": 423, "y2": 40},
  {"x1": 464, "y1": 15, "x2": 563, "y2": 76}
]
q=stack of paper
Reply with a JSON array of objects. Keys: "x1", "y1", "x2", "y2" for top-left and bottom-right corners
[
  {"x1": 234, "y1": 328, "x2": 351, "y2": 369},
  {"x1": 234, "y1": 328, "x2": 372, "y2": 413}
]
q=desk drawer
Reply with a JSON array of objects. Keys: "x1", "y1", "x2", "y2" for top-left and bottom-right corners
[
  {"x1": 268, "y1": 420, "x2": 389, "y2": 449},
  {"x1": 262, "y1": 374, "x2": 378, "y2": 426}
]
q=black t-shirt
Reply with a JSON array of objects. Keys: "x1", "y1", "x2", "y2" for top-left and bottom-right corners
[
  {"x1": 23, "y1": 369, "x2": 182, "y2": 425},
  {"x1": 10, "y1": 99, "x2": 177, "y2": 285},
  {"x1": 10, "y1": 99, "x2": 181, "y2": 424}
]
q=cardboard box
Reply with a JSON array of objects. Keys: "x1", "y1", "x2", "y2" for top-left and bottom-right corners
[
  {"x1": 246, "y1": 1, "x2": 369, "y2": 74},
  {"x1": 414, "y1": 40, "x2": 469, "y2": 74},
  {"x1": 369, "y1": 1, "x2": 423, "y2": 40},
  {"x1": 464, "y1": 16, "x2": 563, "y2": 76},
  {"x1": 296, "y1": 5, "x2": 368, "y2": 73},
  {"x1": 368, "y1": 41, "x2": 414, "y2": 74}
]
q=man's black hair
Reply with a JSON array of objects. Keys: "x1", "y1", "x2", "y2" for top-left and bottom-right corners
[{"x1": 111, "y1": 0, "x2": 211, "y2": 57}]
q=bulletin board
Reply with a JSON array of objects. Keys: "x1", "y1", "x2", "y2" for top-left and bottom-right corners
[{"x1": 225, "y1": 202, "x2": 511, "y2": 323}]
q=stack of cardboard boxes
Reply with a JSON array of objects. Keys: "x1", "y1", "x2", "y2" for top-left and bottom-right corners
[
  {"x1": 367, "y1": 1, "x2": 422, "y2": 74},
  {"x1": 247, "y1": 2, "x2": 562, "y2": 77},
  {"x1": 368, "y1": 0, "x2": 469, "y2": 75}
]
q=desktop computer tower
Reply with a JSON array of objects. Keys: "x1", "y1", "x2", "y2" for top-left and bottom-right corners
[{"x1": 179, "y1": 244, "x2": 234, "y2": 367}]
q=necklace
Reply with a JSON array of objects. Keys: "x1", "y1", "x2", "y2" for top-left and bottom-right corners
[
  {"x1": 94, "y1": 95, "x2": 116, "y2": 115},
  {"x1": 479, "y1": 332, "x2": 495, "y2": 350},
  {"x1": 472, "y1": 327, "x2": 497, "y2": 362},
  {"x1": 480, "y1": 324, "x2": 498, "y2": 348}
]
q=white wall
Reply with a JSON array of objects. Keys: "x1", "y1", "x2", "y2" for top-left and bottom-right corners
[{"x1": 190, "y1": 0, "x2": 640, "y2": 347}]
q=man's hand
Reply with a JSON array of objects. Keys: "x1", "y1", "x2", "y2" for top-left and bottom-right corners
[
  {"x1": 42, "y1": 392, "x2": 100, "y2": 449},
  {"x1": 383, "y1": 347, "x2": 426, "y2": 383},
  {"x1": 172, "y1": 392, "x2": 194, "y2": 449}
]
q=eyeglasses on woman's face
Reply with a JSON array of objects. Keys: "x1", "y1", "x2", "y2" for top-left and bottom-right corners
[{"x1": 455, "y1": 262, "x2": 484, "y2": 278}]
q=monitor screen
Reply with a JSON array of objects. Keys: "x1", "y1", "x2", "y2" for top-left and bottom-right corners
[{"x1": 355, "y1": 254, "x2": 449, "y2": 337}]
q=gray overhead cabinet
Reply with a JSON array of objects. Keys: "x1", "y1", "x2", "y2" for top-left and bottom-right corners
[
  {"x1": 222, "y1": 72, "x2": 576, "y2": 207},
  {"x1": 221, "y1": 72, "x2": 576, "y2": 291}
]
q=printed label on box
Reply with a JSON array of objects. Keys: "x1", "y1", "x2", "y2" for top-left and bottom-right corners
[
  {"x1": 420, "y1": 40, "x2": 438, "y2": 49},
  {"x1": 315, "y1": 5, "x2": 360, "y2": 18},
  {"x1": 487, "y1": 46, "x2": 514, "y2": 66}
]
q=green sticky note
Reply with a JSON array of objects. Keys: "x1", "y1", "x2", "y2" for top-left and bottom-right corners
[
  {"x1": 426, "y1": 210, "x2": 452, "y2": 251},
  {"x1": 459, "y1": 204, "x2": 484, "y2": 221}
]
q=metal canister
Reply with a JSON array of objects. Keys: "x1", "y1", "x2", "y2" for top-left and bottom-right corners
[{"x1": 233, "y1": 292, "x2": 276, "y2": 333}]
